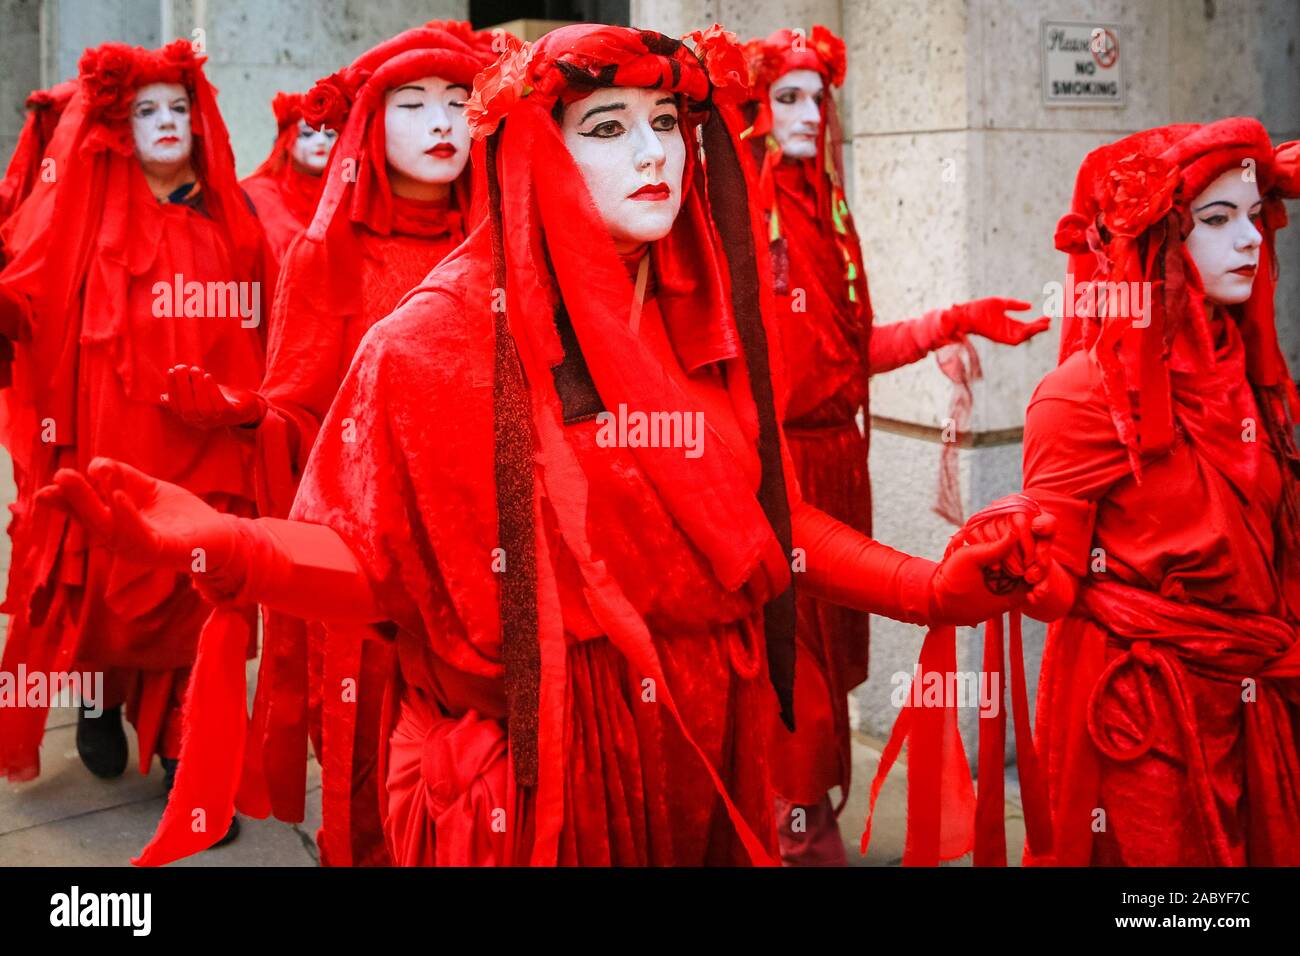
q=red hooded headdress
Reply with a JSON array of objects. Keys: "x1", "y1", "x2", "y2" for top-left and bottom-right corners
[
  {"x1": 1053, "y1": 119, "x2": 1300, "y2": 528},
  {"x1": 0, "y1": 81, "x2": 78, "y2": 238},
  {"x1": 301, "y1": 22, "x2": 501, "y2": 242}
]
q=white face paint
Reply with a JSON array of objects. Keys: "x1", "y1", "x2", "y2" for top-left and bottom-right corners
[
  {"x1": 769, "y1": 68, "x2": 823, "y2": 160},
  {"x1": 291, "y1": 120, "x2": 336, "y2": 175},
  {"x1": 131, "y1": 81, "x2": 193, "y2": 172},
  {"x1": 559, "y1": 87, "x2": 686, "y2": 255},
  {"x1": 383, "y1": 75, "x2": 471, "y2": 196},
  {"x1": 1186, "y1": 167, "x2": 1264, "y2": 306}
]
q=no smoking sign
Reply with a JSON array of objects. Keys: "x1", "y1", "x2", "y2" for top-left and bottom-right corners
[{"x1": 1041, "y1": 21, "x2": 1126, "y2": 106}]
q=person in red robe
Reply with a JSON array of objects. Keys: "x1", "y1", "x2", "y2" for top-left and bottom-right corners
[
  {"x1": 39, "y1": 24, "x2": 1054, "y2": 868},
  {"x1": 740, "y1": 25, "x2": 1052, "y2": 864},
  {"x1": 0, "y1": 42, "x2": 272, "y2": 851},
  {"x1": 0, "y1": 81, "x2": 77, "y2": 244},
  {"x1": 868, "y1": 120, "x2": 1300, "y2": 866},
  {"x1": 239, "y1": 91, "x2": 335, "y2": 262},
  {"x1": 162, "y1": 21, "x2": 501, "y2": 866}
]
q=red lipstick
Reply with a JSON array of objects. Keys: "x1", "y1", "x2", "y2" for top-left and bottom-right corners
[
  {"x1": 629, "y1": 182, "x2": 670, "y2": 201},
  {"x1": 1231, "y1": 264, "x2": 1257, "y2": 277},
  {"x1": 427, "y1": 143, "x2": 456, "y2": 158}
]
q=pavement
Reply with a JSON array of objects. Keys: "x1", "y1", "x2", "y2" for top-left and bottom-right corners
[{"x1": 0, "y1": 693, "x2": 1024, "y2": 866}]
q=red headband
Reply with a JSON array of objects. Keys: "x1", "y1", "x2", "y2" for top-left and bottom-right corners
[
  {"x1": 465, "y1": 23, "x2": 748, "y2": 139},
  {"x1": 744, "y1": 25, "x2": 846, "y2": 95}
]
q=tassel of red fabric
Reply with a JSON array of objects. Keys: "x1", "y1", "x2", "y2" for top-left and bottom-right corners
[
  {"x1": 861, "y1": 610, "x2": 1054, "y2": 865},
  {"x1": 134, "y1": 607, "x2": 250, "y2": 866},
  {"x1": 933, "y1": 336, "x2": 982, "y2": 526}
]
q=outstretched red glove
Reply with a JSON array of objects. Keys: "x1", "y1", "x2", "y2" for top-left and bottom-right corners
[
  {"x1": 940, "y1": 297, "x2": 1051, "y2": 346},
  {"x1": 163, "y1": 364, "x2": 266, "y2": 429},
  {"x1": 36, "y1": 458, "x2": 239, "y2": 573},
  {"x1": 37, "y1": 457, "x2": 378, "y2": 621}
]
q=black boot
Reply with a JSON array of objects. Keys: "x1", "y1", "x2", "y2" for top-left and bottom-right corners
[
  {"x1": 160, "y1": 755, "x2": 179, "y2": 793},
  {"x1": 75, "y1": 704, "x2": 128, "y2": 779}
]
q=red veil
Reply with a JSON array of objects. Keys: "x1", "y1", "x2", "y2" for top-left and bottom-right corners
[{"x1": 0, "y1": 81, "x2": 77, "y2": 240}]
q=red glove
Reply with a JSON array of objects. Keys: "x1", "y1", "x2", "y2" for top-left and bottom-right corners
[
  {"x1": 37, "y1": 457, "x2": 379, "y2": 621},
  {"x1": 36, "y1": 458, "x2": 239, "y2": 573},
  {"x1": 945, "y1": 496, "x2": 1076, "y2": 621},
  {"x1": 163, "y1": 364, "x2": 266, "y2": 428},
  {"x1": 940, "y1": 297, "x2": 1051, "y2": 346}
]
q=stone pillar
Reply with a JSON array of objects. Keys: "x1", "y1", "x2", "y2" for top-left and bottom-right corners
[
  {"x1": 161, "y1": 0, "x2": 469, "y2": 174},
  {"x1": 0, "y1": 0, "x2": 42, "y2": 166}
]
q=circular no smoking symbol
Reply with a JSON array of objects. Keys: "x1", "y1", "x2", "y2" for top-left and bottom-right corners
[{"x1": 1090, "y1": 28, "x2": 1118, "y2": 68}]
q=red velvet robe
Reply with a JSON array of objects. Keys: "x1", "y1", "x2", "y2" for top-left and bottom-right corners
[
  {"x1": 0, "y1": 176, "x2": 269, "y2": 779},
  {"x1": 767, "y1": 158, "x2": 952, "y2": 805},
  {"x1": 1022, "y1": 311, "x2": 1300, "y2": 865},
  {"x1": 285, "y1": 224, "x2": 934, "y2": 865}
]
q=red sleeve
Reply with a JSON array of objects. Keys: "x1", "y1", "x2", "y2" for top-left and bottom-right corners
[
  {"x1": 1020, "y1": 353, "x2": 1130, "y2": 577},
  {"x1": 867, "y1": 309, "x2": 949, "y2": 375},
  {"x1": 781, "y1": 413, "x2": 935, "y2": 624}
]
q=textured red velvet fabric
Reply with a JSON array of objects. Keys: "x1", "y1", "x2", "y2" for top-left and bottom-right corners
[{"x1": 0, "y1": 42, "x2": 269, "y2": 781}]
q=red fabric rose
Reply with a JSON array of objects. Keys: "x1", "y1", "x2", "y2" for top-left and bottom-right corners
[
  {"x1": 272, "y1": 91, "x2": 305, "y2": 130},
  {"x1": 79, "y1": 42, "x2": 136, "y2": 123},
  {"x1": 302, "y1": 72, "x2": 353, "y2": 132},
  {"x1": 1100, "y1": 152, "x2": 1180, "y2": 238},
  {"x1": 809, "y1": 24, "x2": 847, "y2": 87},
  {"x1": 1273, "y1": 140, "x2": 1300, "y2": 199},
  {"x1": 686, "y1": 24, "x2": 748, "y2": 98},
  {"x1": 1053, "y1": 211, "x2": 1092, "y2": 254},
  {"x1": 465, "y1": 42, "x2": 536, "y2": 139}
]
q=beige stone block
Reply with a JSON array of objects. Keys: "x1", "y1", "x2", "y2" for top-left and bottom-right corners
[
  {"x1": 845, "y1": 0, "x2": 970, "y2": 135},
  {"x1": 970, "y1": 0, "x2": 1172, "y2": 132},
  {"x1": 1169, "y1": 0, "x2": 1300, "y2": 131},
  {"x1": 964, "y1": 127, "x2": 1118, "y2": 431},
  {"x1": 851, "y1": 130, "x2": 973, "y2": 426}
]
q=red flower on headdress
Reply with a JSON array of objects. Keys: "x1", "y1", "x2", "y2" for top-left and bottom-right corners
[
  {"x1": 159, "y1": 38, "x2": 199, "y2": 70},
  {"x1": 686, "y1": 24, "x2": 748, "y2": 97},
  {"x1": 302, "y1": 71, "x2": 353, "y2": 131},
  {"x1": 79, "y1": 42, "x2": 137, "y2": 123},
  {"x1": 1100, "y1": 152, "x2": 1180, "y2": 238},
  {"x1": 271, "y1": 91, "x2": 305, "y2": 129},
  {"x1": 465, "y1": 41, "x2": 536, "y2": 139},
  {"x1": 808, "y1": 25, "x2": 847, "y2": 87},
  {"x1": 1273, "y1": 140, "x2": 1300, "y2": 199}
]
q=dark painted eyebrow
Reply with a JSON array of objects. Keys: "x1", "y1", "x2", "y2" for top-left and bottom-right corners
[
  {"x1": 1193, "y1": 200, "x2": 1236, "y2": 212},
  {"x1": 447, "y1": 83, "x2": 471, "y2": 95},
  {"x1": 580, "y1": 102, "x2": 626, "y2": 124},
  {"x1": 654, "y1": 96, "x2": 675, "y2": 106},
  {"x1": 392, "y1": 85, "x2": 426, "y2": 95}
]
